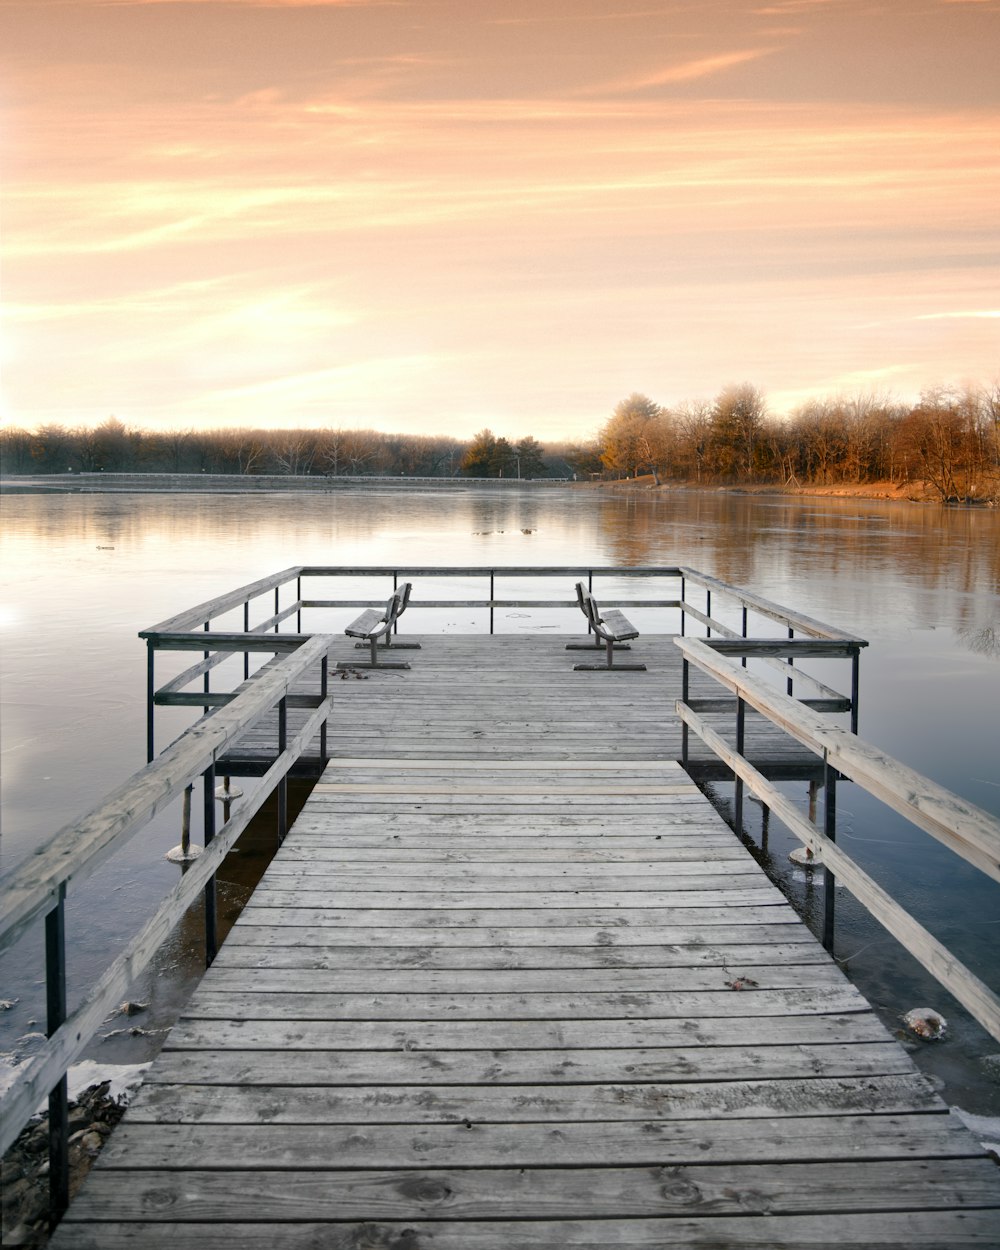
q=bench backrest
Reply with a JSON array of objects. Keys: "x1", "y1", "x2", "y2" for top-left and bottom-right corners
[
  {"x1": 575, "y1": 581, "x2": 602, "y2": 631},
  {"x1": 386, "y1": 581, "x2": 413, "y2": 627}
]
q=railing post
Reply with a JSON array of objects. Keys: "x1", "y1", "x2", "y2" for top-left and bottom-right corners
[
  {"x1": 297, "y1": 574, "x2": 302, "y2": 633},
  {"x1": 734, "y1": 696, "x2": 746, "y2": 835},
  {"x1": 681, "y1": 657, "x2": 690, "y2": 765},
  {"x1": 274, "y1": 587, "x2": 280, "y2": 633},
  {"x1": 244, "y1": 601, "x2": 250, "y2": 681},
  {"x1": 146, "y1": 639, "x2": 156, "y2": 763},
  {"x1": 489, "y1": 572, "x2": 495, "y2": 635},
  {"x1": 278, "y1": 696, "x2": 288, "y2": 843},
  {"x1": 851, "y1": 646, "x2": 860, "y2": 733},
  {"x1": 319, "y1": 659, "x2": 328, "y2": 764},
  {"x1": 741, "y1": 607, "x2": 748, "y2": 668},
  {"x1": 680, "y1": 573, "x2": 686, "y2": 636},
  {"x1": 203, "y1": 620, "x2": 210, "y2": 713},
  {"x1": 45, "y1": 884, "x2": 69, "y2": 1228},
  {"x1": 706, "y1": 589, "x2": 711, "y2": 638},
  {"x1": 822, "y1": 759, "x2": 838, "y2": 953},
  {"x1": 787, "y1": 626, "x2": 795, "y2": 697},
  {"x1": 203, "y1": 763, "x2": 217, "y2": 965}
]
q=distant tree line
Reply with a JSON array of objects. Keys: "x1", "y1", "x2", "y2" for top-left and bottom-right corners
[
  {"x1": 2, "y1": 382, "x2": 997, "y2": 500},
  {"x1": 0, "y1": 421, "x2": 573, "y2": 480},
  {"x1": 596, "y1": 384, "x2": 1000, "y2": 502}
]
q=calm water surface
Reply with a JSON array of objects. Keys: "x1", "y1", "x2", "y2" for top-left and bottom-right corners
[{"x1": 1, "y1": 487, "x2": 998, "y2": 1109}]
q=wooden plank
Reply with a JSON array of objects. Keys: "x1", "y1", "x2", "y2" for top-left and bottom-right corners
[
  {"x1": 49, "y1": 1211, "x2": 1000, "y2": 1249},
  {"x1": 180, "y1": 985, "x2": 871, "y2": 1019},
  {"x1": 64, "y1": 1159, "x2": 1000, "y2": 1222},
  {"x1": 223, "y1": 922, "x2": 817, "y2": 947},
  {"x1": 96, "y1": 1112, "x2": 977, "y2": 1170},
  {"x1": 192, "y1": 963, "x2": 851, "y2": 994},
  {"x1": 210, "y1": 940, "x2": 831, "y2": 970},
  {"x1": 165, "y1": 1014, "x2": 892, "y2": 1051},
  {"x1": 124, "y1": 1072, "x2": 942, "y2": 1124},
  {"x1": 145, "y1": 1042, "x2": 912, "y2": 1086}
]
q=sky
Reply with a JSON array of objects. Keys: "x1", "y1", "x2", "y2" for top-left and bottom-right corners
[{"x1": 1, "y1": 0, "x2": 998, "y2": 442}]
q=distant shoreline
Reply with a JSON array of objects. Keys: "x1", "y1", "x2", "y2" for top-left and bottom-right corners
[{"x1": 0, "y1": 471, "x2": 980, "y2": 506}]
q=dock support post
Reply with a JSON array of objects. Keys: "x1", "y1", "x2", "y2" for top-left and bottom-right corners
[
  {"x1": 734, "y1": 696, "x2": 746, "y2": 835},
  {"x1": 680, "y1": 574, "x2": 685, "y2": 636},
  {"x1": 851, "y1": 647, "x2": 860, "y2": 733},
  {"x1": 320, "y1": 660, "x2": 329, "y2": 763},
  {"x1": 203, "y1": 764, "x2": 217, "y2": 965},
  {"x1": 45, "y1": 884, "x2": 69, "y2": 1229},
  {"x1": 146, "y1": 639, "x2": 155, "y2": 763},
  {"x1": 787, "y1": 626, "x2": 795, "y2": 697},
  {"x1": 822, "y1": 761, "x2": 838, "y2": 953},
  {"x1": 681, "y1": 658, "x2": 689, "y2": 765},
  {"x1": 278, "y1": 697, "x2": 288, "y2": 844}
]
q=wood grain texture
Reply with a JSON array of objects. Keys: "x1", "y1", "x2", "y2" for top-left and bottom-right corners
[{"x1": 49, "y1": 631, "x2": 1000, "y2": 1248}]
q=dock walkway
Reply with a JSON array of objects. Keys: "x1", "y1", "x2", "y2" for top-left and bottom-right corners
[{"x1": 52, "y1": 633, "x2": 1000, "y2": 1247}]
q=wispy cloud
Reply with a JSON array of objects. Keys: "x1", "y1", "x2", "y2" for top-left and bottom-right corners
[{"x1": 591, "y1": 47, "x2": 778, "y2": 93}]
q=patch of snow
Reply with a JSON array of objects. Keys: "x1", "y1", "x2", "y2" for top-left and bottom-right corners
[
  {"x1": 951, "y1": 1105, "x2": 1000, "y2": 1158},
  {"x1": 66, "y1": 1060, "x2": 151, "y2": 1105}
]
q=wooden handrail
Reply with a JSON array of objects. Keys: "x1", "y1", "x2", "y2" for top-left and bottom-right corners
[
  {"x1": 0, "y1": 634, "x2": 333, "y2": 956},
  {"x1": 0, "y1": 635, "x2": 333, "y2": 1161},
  {"x1": 679, "y1": 566, "x2": 870, "y2": 644},
  {"x1": 675, "y1": 636, "x2": 1000, "y2": 1042},
  {"x1": 675, "y1": 697, "x2": 1000, "y2": 1044},
  {"x1": 676, "y1": 636, "x2": 1000, "y2": 883}
]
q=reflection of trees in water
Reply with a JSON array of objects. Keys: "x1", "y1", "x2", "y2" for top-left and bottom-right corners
[{"x1": 957, "y1": 621, "x2": 1000, "y2": 659}]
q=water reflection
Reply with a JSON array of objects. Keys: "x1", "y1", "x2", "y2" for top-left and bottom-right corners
[{"x1": 1, "y1": 486, "x2": 998, "y2": 1103}]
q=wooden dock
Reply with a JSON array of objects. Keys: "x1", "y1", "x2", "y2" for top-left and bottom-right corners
[{"x1": 51, "y1": 633, "x2": 1000, "y2": 1247}]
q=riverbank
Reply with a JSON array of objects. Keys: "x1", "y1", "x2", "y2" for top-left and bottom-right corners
[{"x1": 0, "y1": 471, "x2": 959, "y2": 504}]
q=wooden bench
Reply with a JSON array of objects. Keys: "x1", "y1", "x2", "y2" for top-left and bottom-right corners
[
  {"x1": 567, "y1": 581, "x2": 646, "y2": 671},
  {"x1": 338, "y1": 582, "x2": 420, "y2": 670}
]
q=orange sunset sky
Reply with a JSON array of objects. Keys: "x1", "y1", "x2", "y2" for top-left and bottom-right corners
[{"x1": 1, "y1": 0, "x2": 998, "y2": 440}]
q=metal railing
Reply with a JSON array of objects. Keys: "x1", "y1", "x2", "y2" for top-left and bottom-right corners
[
  {"x1": 0, "y1": 635, "x2": 332, "y2": 1224},
  {"x1": 675, "y1": 635, "x2": 1000, "y2": 1045},
  {"x1": 140, "y1": 565, "x2": 867, "y2": 760}
]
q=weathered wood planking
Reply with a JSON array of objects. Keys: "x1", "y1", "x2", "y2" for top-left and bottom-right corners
[{"x1": 53, "y1": 634, "x2": 1000, "y2": 1247}]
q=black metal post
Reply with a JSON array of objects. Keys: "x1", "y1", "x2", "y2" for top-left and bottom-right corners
[
  {"x1": 297, "y1": 575, "x2": 302, "y2": 633},
  {"x1": 787, "y1": 626, "x2": 795, "y2": 697},
  {"x1": 320, "y1": 660, "x2": 329, "y2": 763},
  {"x1": 681, "y1": 658, "x2": 690, "y2": 765},
  {"x1": 45, "y1": 885, "x2": 69, "y2": 1227},
  {"x1": 822, "y1": 763, "x2": 838, "y2": 953},
  {"x1": 734, "y1": 696, "x2": 746, "y2": 835},
  {"x1": 680, "y1": 574, "x2": 685, "y2": 636},
  {"x1": 278, "y1": 696, "x2": 288, "y2": 844},
  {"x1": 489, "y1": 572, "x2": 495, "y2": 635},
  {"x1": 203, "y1": 620, "x2": 210, "y2": 709},
  {"x1": 851, "y1": 648, "x2": 860, "y2": 733},
  {"x1": 244, "y1": 601, "x2": 250, "y2": 680},
  {"x1": 706, "y1": 589, "x2": 711, "y2": 637},
  {"x1": 741, "y1": 608, "x2": 748, "y2": 668},
  {"x1": 274, "y1": 587, "x2": 280, "y2": 633},
  {"x1": 146, "y1": 639, "x2": 155, "y2": 763},
  {"x1": 203, "y1": 764, "x2": 217, "y2": 965}
]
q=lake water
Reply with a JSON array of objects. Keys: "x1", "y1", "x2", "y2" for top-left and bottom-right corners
[{"x1": 1, "y1": 486, "x2": 999, "y2": 1113}]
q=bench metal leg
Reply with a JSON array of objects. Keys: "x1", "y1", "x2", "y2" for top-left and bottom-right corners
[{"x1": 573, "y1": 635, "x2": 646, "y2": 671}]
